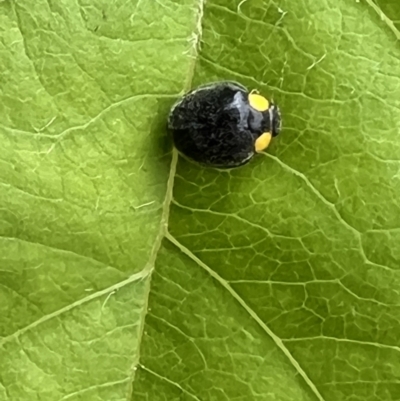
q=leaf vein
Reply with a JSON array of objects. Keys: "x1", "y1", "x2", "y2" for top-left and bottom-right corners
[
  {"x1": 172, "y1": 198, "x2": 299, "y2": 241},
  {"x1": 165, "y1": 231, "x2": 326, "y2": 401},
  {"x1": 128, "y1": 0, "x2": 207, "y2": 398},
  {"x1": 0, "y1": 235, "x2": 118, "y2": 271},
  {"x1": 263, "y1": 153, "x2": 397, "y2": 273},
  {"x1": 58, "y1": 378, "x2": 130, "y2": 401},
  {"x1": 364, "y1": 0, "x2": 400, "y2": 41},
  {"x1": 0, "y1": 269, "x2": 149, "y2": 347},
  {"x1": 140, "y1": 364, "x2": 202, "y2": 401},
  {"x1": 284, "y1": 336, "x2": 400, "y2": 352}
]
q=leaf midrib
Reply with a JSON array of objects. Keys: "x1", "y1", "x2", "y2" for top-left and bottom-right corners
[
  {"x1": 127, "y1": 0, "x2": 207, "y2": 398},
  {"x1": 135, "y1": 1, "x2": 326, "y2": 400}
]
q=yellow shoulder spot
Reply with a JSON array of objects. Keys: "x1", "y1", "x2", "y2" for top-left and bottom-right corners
[
  {"x1": 255, "y1": 132, "x2": 272, "y2": 153},
  {"x1": 249, "y1": 93, "x2": 269, "y2": 112}
]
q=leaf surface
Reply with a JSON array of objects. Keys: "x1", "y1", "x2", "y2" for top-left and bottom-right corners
[{"x1": 1, "y1": 0, "x2": 400, "y2": 400}]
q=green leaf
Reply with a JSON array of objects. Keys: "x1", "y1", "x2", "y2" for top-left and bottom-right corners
[{"x1": 1, "y1": 0, "x2": 400, "y2": 400}]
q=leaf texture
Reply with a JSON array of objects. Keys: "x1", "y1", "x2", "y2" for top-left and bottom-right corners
[{"x1": 1, "y1": 0, "x2": 400, "y2": 400}]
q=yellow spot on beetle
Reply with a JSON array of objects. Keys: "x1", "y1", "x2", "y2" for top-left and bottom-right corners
[
  {"x1": 255, "y1": 132, "x2": 272, "y2": 152},
  {"x1": 249, "y1": 93, "x2": 269, "y2": 112}
]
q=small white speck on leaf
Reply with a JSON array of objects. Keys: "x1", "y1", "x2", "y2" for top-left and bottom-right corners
[
  {"x1": 46, "y1": 143, "x2": 56, "y2": 155},
  {"x1": 307, "y1": 53, "x2": 327, "y2": 70},
  {"x1": 34, "y1": 116, "x2": 57, "y2": 133},
  {"x1": 102, "y1": 290, "x2": 116, "y2": 310},
  {"x1": 134, "y1": 200, "x2": 155, "y2": 210}
]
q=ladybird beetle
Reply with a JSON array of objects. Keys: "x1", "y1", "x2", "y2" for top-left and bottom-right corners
[{"x1": 167, "y1": 81, "x2": 281, "y2": 168}]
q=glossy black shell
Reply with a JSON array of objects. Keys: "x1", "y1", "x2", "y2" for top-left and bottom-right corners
[{"x1": 167, "y1": 81, "x2": 281, "y2": 168}]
